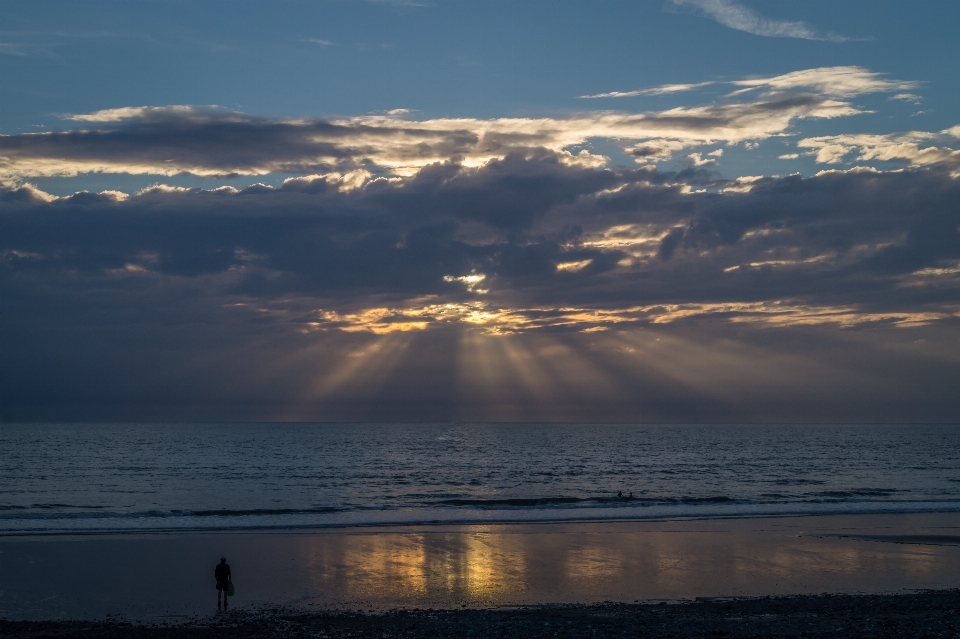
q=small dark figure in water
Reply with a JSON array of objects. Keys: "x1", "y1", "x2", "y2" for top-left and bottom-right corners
[
  {"x1": 629, "y1": 491, "x2": 633, "y2": 499},
  {"x1": 617, "y1": 490, "x2": 623, "y2": 498},
  {"x1": 215, "y1": 557, "x2": 232, "y2": 610}
]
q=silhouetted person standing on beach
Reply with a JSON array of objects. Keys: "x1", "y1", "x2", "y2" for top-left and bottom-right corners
[{"x1": 215, "y1": 557, "x2": 232, "y2": 610}]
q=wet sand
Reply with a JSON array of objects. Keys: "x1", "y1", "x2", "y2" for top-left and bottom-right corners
[{"x1": 2, "y1": 513, "x2": 960, "y2": 621}]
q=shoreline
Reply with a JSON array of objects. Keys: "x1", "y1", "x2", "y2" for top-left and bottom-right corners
[
  {"x1": 6, "y1": 500, "x2": 960, "y2": 537},
  {"x1": 3, "y1": 512, "x2": 960, "y2": 621},
  {"x1": 4, "y1": 591, "x2": 960, "y2": 638},
  {"x1": 6, "y1": 507, "x2": 960, "y2": 537}
]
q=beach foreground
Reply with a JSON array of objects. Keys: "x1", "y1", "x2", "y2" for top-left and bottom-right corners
[
  {"x1": 2, "y1": 513, "x2": 960, "y2": 621},
  {"x1": 3, "y1": 592, "x2": 960, "y2": 639}
]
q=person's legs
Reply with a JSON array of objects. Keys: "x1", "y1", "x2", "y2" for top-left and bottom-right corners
[
  {"x1": 223, "y1": 586, "x2": 228, "y2": 610},
  {"x1": 217, "y1": 587, "x2": 223, "y2": 610}
]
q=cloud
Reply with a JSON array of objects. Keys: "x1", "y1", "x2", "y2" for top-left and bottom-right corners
[
  {"x1": 667, "y1": 0, "x2": 850, "y2": 41},
  {"x1": 582, "y1": 66, "x2": 916, "y2": 118},
  {"x1": 890, "y1": 93, "x2": 922, "y2": 104},
  {"x1": 301, "y1": 38, "x2": 334, "y2": 46},
  {"x1": 4, "y1": 158, "x2": 959, "y2": 324},
  {"x1": 65, "y1": 104, "x2": 207, "y2": 123},
  {"x1": 942, "y1": 125, "x2": 960, "y2": 138},
  {"x1": 0, "y1": 29, "x2": 116, "y2": 57},
  {"x1": 0, "y1": 42, "x2": 51, "y2": 57},
  {"x1": 797, "y1": 130, "x2": 960, "y2": 175},
  {"x1": 365, "y1": 0, "x2": 429, "y2": 6},
  {"x1": 306, "y1": 299, "x2": 958, "y2": 335},
  {"x1": 1, "y1": 62, "x2": 956, "y2": 422},
  {"x1": 4, "y1": 155, "x2": 960, "y2": 421},
  {"x1": 592, "y1": 66, "x2": 922, "y2": 110},
  {"x1": 0, "y1": 92, "x2": 863, "y2": 181},
  {"x1": 579, "y1": 81, "x2": 714, "y2": 99},
  {"x1": 731, "y1": 66, "x2": 920, "y2": 98},
  {"x1": 688, "y1": 152, "x2": 717, "y2": 166},
  {"x1": 624, "y1": 138, "x2": 695, "y2": 163}
]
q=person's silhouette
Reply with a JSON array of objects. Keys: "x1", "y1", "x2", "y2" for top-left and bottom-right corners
[{"x1": 215, "y1": 557, "x2": 232, "y2": 610}]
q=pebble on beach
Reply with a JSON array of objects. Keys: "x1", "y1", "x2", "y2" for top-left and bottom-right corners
[{"x1": 3, "y1": 590, "x2": 960, "y2": 639}]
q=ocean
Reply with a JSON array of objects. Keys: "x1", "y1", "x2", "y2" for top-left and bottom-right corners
[{"x1": 2, "y1": 423, "x2": 959, "y2": 535}]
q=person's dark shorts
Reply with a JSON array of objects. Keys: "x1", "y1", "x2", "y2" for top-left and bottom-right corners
[{"x1": 217, "y1": 579, "x2": 229, "y2": 591}]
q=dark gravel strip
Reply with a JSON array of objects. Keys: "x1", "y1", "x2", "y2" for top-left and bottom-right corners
[{"x1": 4, "y1": 590, "x2": 960, "y2": 639}]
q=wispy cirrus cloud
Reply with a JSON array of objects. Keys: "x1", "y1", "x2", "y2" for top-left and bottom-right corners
[
  {"x1": 667, "y1": 0, "x2": 852, "y2": 42},
  {"x1": 0, "y1": 29, "x2": 116, "y2": 57},
  {"x1": 0, "y1": 42, "x2": 42, "y2": 57},
  {"x1": 889, "y1": 93, "x2": 922, "y2": 104},
  {"x1": 64, "y1": 105, "x2": 202, "y2": 122},
  {"x1": 731, "y1": 66, "x2": 920, "y2": 98},
  {"x1": 579, "y1": 81, "x2": 714, "y2": 99},
  {"x1": 365, "y1": 0, "x2": 430, "y2": 7},
  {"x1": 585, "y1": 66, "x2": 917, "y2": 105}
]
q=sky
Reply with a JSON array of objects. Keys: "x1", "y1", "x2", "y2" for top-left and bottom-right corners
[{"x1": 2, "y1": 0, "x2": 960, "y2": 423}]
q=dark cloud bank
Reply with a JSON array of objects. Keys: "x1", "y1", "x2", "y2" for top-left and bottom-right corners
[{"x1": 3, "y1": 150, "x2": 960, "y2": 422}]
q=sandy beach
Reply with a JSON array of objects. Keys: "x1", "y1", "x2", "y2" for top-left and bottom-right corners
[{"x1": 2, "y1": 512, "x2": 960, "y2": 622}]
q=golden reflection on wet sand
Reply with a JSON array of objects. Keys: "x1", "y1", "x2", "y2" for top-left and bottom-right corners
[
  {"x1": 342, "y1": 534, "x2": 429, "y2": 598},
  {"x1": 289, "y1": 515, "x2": 960, "y2": 609},
  {"x1": 297, "y1": 529, "x2": 528, "y2": 607}
]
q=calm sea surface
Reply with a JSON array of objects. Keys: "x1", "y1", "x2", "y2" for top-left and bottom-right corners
[{"x1": 2, "y1": 423, "x2": 959, "y2": 534}]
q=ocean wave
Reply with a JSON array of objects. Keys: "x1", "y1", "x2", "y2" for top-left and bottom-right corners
[
  {"x1": 186, "y1": 507, "x2": 343, "y2": 517},
  {"x1": 812, "y1": 489, "x2": 900, "y2": 498},
  {"x1": 436, "y1": 497, "x2": 586, "y2": 507},
  {"x1": 0, "y1": 506, "x2": 345, "y2": 521},
  {"x1": 434, "y1": 495, "x2": 735, "y2": 507},
  {"x1": 4, "y1": 498, "x2": 960, "y2": 536},
  {"x1": 0, "y1": 503, "x2": 106, "y2": 511}
]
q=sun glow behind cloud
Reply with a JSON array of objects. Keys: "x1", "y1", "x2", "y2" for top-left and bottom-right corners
[
  {"x1": 4, "y1": 54, "x2": 960, "y2": 422},
  {"x1": 302, "y1": 299, "x2": 958, "y2": 336},
  {"x1": 277, "y1": 321, "x2": 891, "y2": 422}
]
